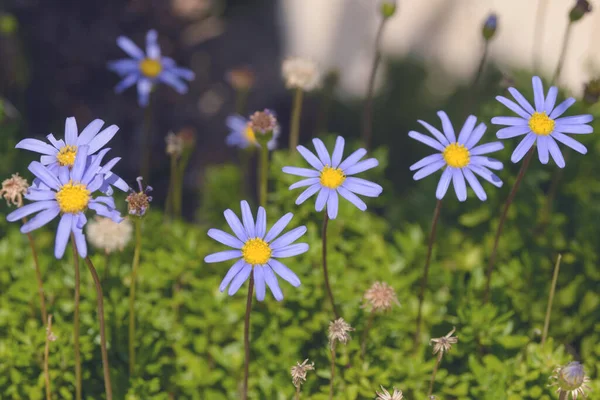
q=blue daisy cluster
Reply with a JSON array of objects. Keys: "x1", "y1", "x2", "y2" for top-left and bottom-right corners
[{"x1": 7, "y1": 117, "x2": 127, "y2": 259}]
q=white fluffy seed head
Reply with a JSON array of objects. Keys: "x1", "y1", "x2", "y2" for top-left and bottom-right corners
[
  {"x1": 86, "y1": 216, "x2": 133, "y2": 254},
  {"x1": 282, "y1": 57, "x2": 321, "y2": 91}
]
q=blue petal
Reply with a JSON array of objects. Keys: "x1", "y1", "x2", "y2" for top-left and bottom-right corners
[
  {"x1": 470, "y1": 156, "x2": 503, "y2": 170},
  {"x1": 344, "y1": 158, "x2": 378, "y2": 175},
  {"x1": 264, "y1": 266, "x2": 283, "y2": 301},
  {"x1": 87, "y1": 125, "x2": 119, "y2": 154},
  {"x1": 54, "y1": 214, "x2": 73, "y2": 259},
  {"x1": 227, "y1": 264, "x2": 252, "y2": 295},
  {"x1": 435, "y1": 168, "x2": 453, "y2": 200},
  {"x1": 337, "y1": 186, "x2": 366, "y2": 211},
  {"x1": 107, "y1": 59, "x2": 139, "y2": 75},
  {"x1": 72, "y1": 223, "x2": 88, "y2": 259},
  {"x1": 549, "y1": 98, "x2": 576, "y2": 119},
  {"x1": 331, "y1": 136, "x2": 345, "y2": 168},
  {"x1": 546, "y1": 137, "x2": 565, "y2": 168},
  {"x1": 272, "y1": 243, "x2": 309, "y2": 258},
  {"x1": 64, "y1": 117, "x2": 78, "y2": 146},
  {"x1": 269, "y1": 226, "x2": 307, "y2": 250},
  {"x1": 89, "y1": 202, "x2": 122, "y2": 222},
  {"x1": 137, "y1": 79, "x2": 152, "y2": 107},
  {"x1": 224, "y1": 209, "x2": 248, "y2": 242},
  {"x1": 115, "y1": 73, "x2": 140, "y2": 93},
  {"x1": 544, "y1": 87, "x2": 558, "y2": 114},
  {"x1": 268, "y1": 259, "x2": 301, "y2": 287},
  {"x1": 408, "y1": 131, "x2": 445, "y2": 152},
  {"x1": 297, "y1": 145, "x2": 324, "y2": 170},
  {"x1": 240, "y1": 200, "x2": 256, "y2": 238},
  {"x1": 464, "y1": 123, "x2": 487, "y2": 149},
  {"x1": 25, "y1": 189, "x2": 56, "y2": 201},
  {"x1": 412, "y1": 160, "x2": 445, "y2": 181},
  {"x1": 462, "y1": 168, "x2": 487, "y2": 201},
  {"x1": 496, "y1": 125, "x2": 530, "y2": 139},
  {"x1": 255, "y1": 207, "x2": 267, "y2": 239},
  {"x1": 532, "y1": 76, "x2": 545, "y2": 112},
  {"x1": 312, "y1": 138, "x2": 331, "y2": 166},
  {"x1": 315, "y1": 188, "x2": 330, "y2": 212},
  {"x1": 508, "y1": 87, "x2": 535, "y2": 114},
  {"x1": 555, "y1": 115, "x2": 593, "y2": 125},
  {"x1": 169, "y1": 66, "x2": 195, "y2": 81},
  {"x1": 71, "y1": 145, "x2": 89, "y2": 182},
  {"x1": 554, "y1": 124, "x2": 593, "y2": 134},
  {"x1": 20, "y1": 205, "x2": 60, "y2": 233},
  {"x1": 295, "y1": 184, "x2": 321, "y2": 205},
  {"x1": 470, "y1": 142, "x2": 504, "y2": 156},
  {"x1": 264, "y1": 213, "x2": 293, "y2": 243},
  {"x1": 342, "y1": 180, "x2": 383, "y2": 197},
  {"x1": 117, "y1": 35, "x2": 145, "y2": 59},
  {"x1": 457, "y1": 115, "x2": 477, "y2": 144},
  {"x1": 437, "y1": 111, "x2": 456, "y2": 142},
  {"x1": 15, "y1": 138, "x2": 58, "y2": 156},
  {"x1": 46, "y1": 134, "x2": 64, "y2": 149},
  {"x1": 204, "y1": 250, "x2": 242, "y2": 263},
  {"x1": 290, "y1": 177, "x2": 319, "y2": 190},
  {"x1": 551, "y1": 132, "x2": 587, "y2": 154},
  {"x1": 208, "y1": 228, "x2": 244, "y2": 249},
  {"x1": 28, "y1": 162, "x2": 61, "y2": 190},
  {"x1": 76, "y1": 119, "x2": 105, "y2": 146},
  {"x1": 491, "y1": 116, "x2": 528, "y2": 126},
  {"x1": 417, "y1": 119, "x2": 449, "y2": 146},
  {"x1": 159, "y1": 71, "x2": 188, "y2": 94},
  {"x1": 327, "y1": 191, "x2": 339, "y2": 219},
  {"x1": 537, "y1": 136, "x2": 550, "y2": 164},
  {"x1": 338, "y1": 148, "x2": 367, "y2": 171},
  {"x1": 146, "y1": 29, "x2": 161, "y2": 59},
  {"x1": 282, "y1": 166, "x2": 320, "y2": 178},
  {"x1": 452, "y1": 169, "x2": 467, "y2": 202},
  {"x1": 58, "y1": 166, "x2": 70, "y2": 185},
  {"x1": 254, "y1": 266, "x2": 266, "y2": 301},
  {"x1": 219, "y1": 259, "x2": 246, "y2": 292},
  {"x1": 496, "y1": 96, "x2": 530, "y2": 119},
  {"x1": 469, "y1": 165, "x2": 503, "y2": 187},
  {"x1": 511, "y1": 133, "x2": 536, "y2": 163}
]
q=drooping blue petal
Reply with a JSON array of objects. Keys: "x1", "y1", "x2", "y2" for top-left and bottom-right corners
[
  {"x1": 510, "y1": 133, "x2": 536, "y2": 163},
  {"x1": 137, "y1": 78, "x2": 153, "y2": 107},
  {"x1": 312, "y1": 138, "x2": 332, "y2": 166},
  {"x1": 227, "y1": 263, "x2": 252, "y2": 295},
  {"x1": 463, "y1": 168, "x2": 487, "y2": 201},
  {"x1": 315, "y1": 188, "x2": 330, "y2": 212},
  {"x1": 437, "y1": 111, "x2": 456, "y2": 142},
  {"x1": 282, "y1": 166, "x2": 320, "y2": 177},
  {"x1": 54, "y1": 213, "x2": 73, "y2": 259},
  {"x1": 297, "y1": 145, "x2": 324, "y2": 170},
  {"x1": 240, "y1": 201, "x2": 256, "y2": 238},
  {"x1": 208, "y1": 228, "x2": 244, "y2": 249},
  {"x1": 469, "y1": 164, "x2": 503, "y2": 187},
  {"x1": 269, "y1": 226, "x2": 307, "y2": 250},
  {"x1": 264, "y1": 266, "x2": 283, "y2": 301},
  {"x1": 496, "y1": 96, "x2": 530, "y2": 119},
  {"x1": 272, "y1": 243, "x2": 309, "y2": 258},
  {"x1": 64, "y1": 117, "x2": 78, "y2": 146},
  {"x1": 268, "y1": 259, "x2": 301, "y2": 287},
  {"x1": 337, "y1": 148, "x2": 367, "y2": 171},
  {"x1": 15, "y1": 138, "x2": 58, "y2": 156},
  {"x1": 546, "y1": 136, "x2": 565, "y2": 168},
  {"x1": 435, "y1": 167, "x2": 453, "y2": 200},
  {"x1": 337, "y1": 186, "x2": 366, "y2": 211},
  {"x1": 331, "y1": 136, "x2": 345, "y2": 167},
  {"x1": 452, "y1": 168, "x2": 467, "y2": 201},
  {"x1": 219, "y1": 259, "x2": 245, "y2": 291},
  {"x1": 327, "y1": 190, "x2": 339, "y2": 219},
  {"x1": 115, "y1": 73, "x2": 140, "y2": 93},
  {"x1": 551, "y1": 132, "x2": 587, "y2": 154},
  {"x1": 408, "y1": 131, "x2": 445, "y2": 152},
  {"x1": 224, "y1": 209, "x2": 248, "y2": 242},
  {"x1": 254, "y1": 266, "x2": 266, "y2": 301},
  {"x1": 72, "y1": 222, "x2": 88, "y2": 258},
  {"x1": 457, "y1": 115, "x2": 477, "y2": 144},
  {"x1": 264, "y1": 213, "x2": 293, "y2": 243},
  {"x1": 417, "y1": 119, "x2": 449, "y2": 146},
  {"x1": 205, "y1": 250, "x2": 242, "y2": 263},
  {"x1": 93, "y1": 196, "x2": 116, "y2": 209},
  {"x1": 20, "y1": 205, "x2": 60, "y2": 233}
]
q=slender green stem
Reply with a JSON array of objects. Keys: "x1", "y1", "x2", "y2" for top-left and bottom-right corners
[
  {"x1": 102, "y1": 252, "x2": 111, "y2": 282},
  {"x1": 360, "y1": 310, "x2": 375, "y2": 360},
  {"x1": 140, "y1": 96, "x2": 153, "y2": 180},
  {"x1": 314, "y1": 71, "x2": 338, "y2": 137},
  {"x1": 288, "y1": 88, "x2": 304, "y2": 153},
  {"x1": 532, "y1": 0, "x2": 549, "y2": 72},
  {"x1": 322, "y1": 213, "x2": 340, "y2": 319},
  {"x1": 542, "y1": 254, "x2": 562, "y2": 345},
  {"x1": 295, "y1": 386, "x2": 300, "y2": 400},
  {"x1": 23, "y1": 217, "x2": 47, "y2": 325},
  {"x1": 242, "y1": 275, "x2": 254, "y2": 400},
  {"x1": 471, "y1": 41, "x2": 490, "y2": 89},
  {"x1": 71, "y1": 235, "x2": 81, "y2": 400},
  {"x1": 44, "y1": 315, "x2": 53, "y2": 400},
  {"x1": 259, "y1": 147, "x2": 269, "y2": 206},
  {"x1": 552, "y1": 21, "x2": 573, "y2": 85},
  {"x1": 84, "y1": 256, "x2": 113, "y2": 400},
  {"x1": 428, "y1": 353, "x2": 443, "y2": 397},
  {"x1": 165, "y1": 155, "x2": 178, "y2": 219},
  {"x1": 174, "y1": 148, "x2": 193, "y2": 218},
  {"x1": 361, "y1": 16, "x2": 388, "y2": 151},
  {"x1": 483, "y1": 148, "x2": 535, "y2": 303},
  {"x1": 235, "y1": 88, "x2": 249, "y2": 115},
  {"x1": 414, "y1": 200, "x2": 443, "y2": 347},
  {"x1": 329, "y1": 343, "x2": 336, "y2": 400},
  {"x1": 129, "y1": 218, "x2": 143, "y2": 376}
]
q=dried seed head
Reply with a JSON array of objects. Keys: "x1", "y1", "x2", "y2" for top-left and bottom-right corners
[
  {"x1": 290, "y1": 359, "x2": 314, "y2": 388},
  {"x1": 226, "y1": 66, "x2": 255, "y2": 91},
  {"x1": 376, "y1": 385, "x2": 403, "y2": 400},
  {"x1": 86, "y1": 216, "x2": 133, "y2": 254},
  {"x1": 165, "y1": 131, "x2": 184, "y2": 157},
  {"x1": 430, "y1": 327, "x2": 458, "y2": 357},
  {"x1": 126, "y1": 177, "x2": 153, "y2": 217},
  {"x1": 249, "y1": 109, "x2": 279, "y2": 143},
  {"x1": 328, "y1": 318, "x2": 354, "y2": 348},
  {"x1": 1, "y1": 173, "x2": 29, "y2": 207},
  {"x1": 362, "y1": 281, "x2": 400, "y2": 313},
  {"x1": 282, "y1": 57, "x2": 321, "y2": 91},
  {"x1": 550, "y1": 362, "x2": 591, "y2": 399}
]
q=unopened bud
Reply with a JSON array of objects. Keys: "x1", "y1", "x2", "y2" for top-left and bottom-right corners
[
  {"x1": 482, "y1": 13, "x2": 498, "y2": 41},
  {"x1": 380, "y1": 0, "x2": 397, "y2": 19},
  {"x1": 569, "y1": 0, "x2": 592, "y2": 22},
  {"x1": 249, "y1": 109, "x2": 279, "y2": 147},
  {"x1": 583, "y1": 78, "x2": 600, "y2": 105}
]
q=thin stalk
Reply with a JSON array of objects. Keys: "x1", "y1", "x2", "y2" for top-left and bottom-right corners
[
  {"x1": 322, "y1": 213, "x2": 340, "y2": 319},
  {"x1": 360, "y1": 310, "x2": 375, "y2": 360},
  {"x1": 84, "y1": 256, "x2": 113, "y2": 400},
  {"x1": 44, "y1": 315, "x2": 53, "y2": 400},
  {"x1": 259, "y1": 147, "x2": 269, "y2": 206},
  {"x1": 165, "y1": 155, "x2": 177, "y2": 219},
  {"x1": 552, "y1": 21, "x2": 573, "y2": 85},
  {"x1": 483, "y1": 148, "x2": 535, "y2": 303},
  {"x1": 314, "y1": 71, "x2": 338, "y2": 137},
  {"x1": 242, "y1": 275, "x2": 255, "y2": 400},
  {"x1": 532, "y1": 0, "x2": 549, "y2": 72},
  {"x1": 542, "y1": 254, "x2": 562, "y2": 345},
  {"x1": 71, "y1": 235, "x2": 81, "y2": 400},
  {"x1": 140, "y1": 96, "x2": 153, "y2": 180},
  {"x1": 361, "y1": 17, "x2": 388, "y2": 151},
  {"x1": 328, "y1": 343, "x2": 336, "y2": 400},
  {"x1": 174, "y1": 148, "x2": 193, "y2": 218},
  {"x1": 427, "y1": 353, "x2": 443, "y2": 397},
  {"x1": 559, "y1": 391, "x2": 567, "y2": 400},
  {"x1": 128, "y1": 218, "x2": 143, "y2": 376},
  {"x1": 102, "y1": 252, "x2": 111, "y2": 282},
  {"x1": 22, "y1": 217, "x2": 47, "y2": 325},
  {"x1": 235, "y1": 88, "x2": 249, "y2": 115},
  {"x1": 295, "y1": 385, "x2": 300, "y2": 400},
  {"x1": 471, "y1": 41, "x2": 490, "y2": 89},
  {"x1": 413, "y1": 200, "x2": 443, "y2": 347},
  {"x1": 288, "y1": 88, "x2": 304, "y2": 153}
]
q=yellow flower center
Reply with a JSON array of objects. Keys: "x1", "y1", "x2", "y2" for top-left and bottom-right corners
[
  {"x1": 242, "y1": 238, "x2": 272, "y2": 265},
  {"x1": 443, "y1": 143, "x2": 470, "y2": 168},
  {"x1": 320, "y1": 166, "x2": 346, "y2": 189},
  {"x1": 55, "y1": 181, "x2": 90, "y2": 214},
  {"x1": 56, "y1": 145, "x2": 78, "y2": 167},
  {"x1": 528, "y1": 112, "x2": 555, "y2": 135},
  {"x1": 139, "y1": 58, "x2": 163, "y2": 78},
  {"x1": 245, "y1": 124, "x2": 256, "y2": 143}
]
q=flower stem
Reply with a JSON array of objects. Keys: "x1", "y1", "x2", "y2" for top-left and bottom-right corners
[
  {"x1": 242, "y1": 275, "x2": 254, "y2": 400},
  {"x1": 360, "y1": 310, "x2": 375, "y2": 360},
  {"x1": 102, "y1": 252, "x2": 111, "y2": 283},
  {"x1": 328, "y1": 343, "x2": 336, "y2": 400},
  {"x1": 70, "y1": 235, "x2": 82, "y2": 400},
  {"x1": 428, "y1": 353, "x2": 443, "y2": 397},
  {"x1": 483, "y1": 148, "x2": 535, "y2": 303},
  {"x1": 314, "y1": 71, "x2": 338, "y2": 137},
  {"x1": 322, "y1": 213, "x2": 340, "y2": 319},
  {"x1": 559, "y1": 391, "x2": 567, "y2": 400},
  {"x1": 552, "y1": 21, "x2": 573, "y2": 85},
  {"x1": 471, "y1": 41, "x2": 490, "y2": 89},
  {"x1": 22, "y1": 217, "x2": 47, "y2": 325},
  {"x1": 532, "y1": 0, "x2": 549, "y2": 72},
  {"x1": 542, "y1": 254, "x2": 562, "y2": 346},
  {"x1": 295, "y1": 385, "x2": 300, "y2": 400},
  {"x1": 165, "y1": 155, "x2": 178, "y2": 219},
  {"x1": 289, "y1": 88, "x2": 304, "y2": 153},
  {"x1": 361, "y1": 16, "x2": 388, "y2": 151},
  {"x1": 44, "y1": 314, "x2": 53, "y2": 400},
  {"x1": 140, "y1": 96, "x2": 154, "y2": 181},
  {"x1": 414, "y1": 199, "x2": 443, "y2": 347},
  {"x1": 129, "y1": 218, "x2": 143, "y2": 377},
  {"x1": 259, "y1": 146, "x2": 269, "y2": 206},
  {"x1": 84, "y1": 256, "x2": 113, "y2": 400},
  {"x1": 235, "y1": 88, "x2": 249, "y2": 115}
]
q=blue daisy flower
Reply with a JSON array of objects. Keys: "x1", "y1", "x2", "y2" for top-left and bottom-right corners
[
  {"x1": 6, "y1": 145, "x2": 123, "y2": 259},
  {"x1": 491, "y1": 76, "x2": 594, "y2": 168},
  {"x1": 14, "y1": 117, "x2": 128, "y2": 195},
  {"x1": 108, "y1": 29, "x2": 195, "y2": 107},
  {"x1": 282, "y1": 137, "x2": 382, "y2": 220},
  {"x1": 226, "y1": 113, "x2": 279, "y2": 150},
  {"x1": 204, "y1": 200, "x2": 308, "y2": 301},
  {"x1": 409, "y1": 112, "x2": 504, "y2": 201}
]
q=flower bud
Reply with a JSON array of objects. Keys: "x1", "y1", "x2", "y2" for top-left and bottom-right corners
[
  {"x1": 569, "y1": 0, "x2": 592, "y2": 22},
  {"x1": 249, "y1": 109, "x2": 279, "y2": 148},
  {"x1": 380, "y1": 0, "x2": 397, "y2": 19},
  {"x1": 482, "y1": 13, "x2": 498, "y2": 41},
  {"x1": 583, "y1": 78, "x2": 600, "y2": 105}
]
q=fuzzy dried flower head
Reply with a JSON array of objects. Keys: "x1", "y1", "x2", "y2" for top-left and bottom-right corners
[
  {"x1": 282, "y1": 57, "x2": 321, "y2": 91},
  {"x1": 165, "y1": 131, "x2": 184, "y2": 157},
  {"x1": 249, "y1": 109, "x2": 279, "y2": 142},
  {"x1": 550, "y1": 362, "x2": 591, "y2": 399},
  {"x1": 226, "y1": 66, "x2": 255, "y2": 91},
  {"x1": 1, "y1": 173, "x2": 29, "y2": 207},
  {"x1": 376, "y1": 385, "x2": 403, "y2": 400},
  {"x1": 430, "y1": 327, "x2": 458, "y2": 357},
  {"x1": 86, "y1": 216, "x2": 133, "y2": 254},
  {"x1": 363, "y1": 281, "x2": 400, "y2": 312},
  {"x1": 177, "y1": 126, "x2": 196, "y2": 147},
  {"x1": 328, "y1": 318, "x2": 354, "y2": 348},
  {"x1": 126, "y1": 177, "x2": 153, "y2": 217},
  {"x1": 290, "y1": 359, "x2": 314, "y2": 388}
]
